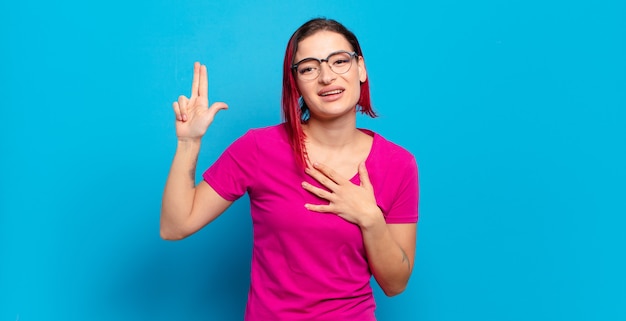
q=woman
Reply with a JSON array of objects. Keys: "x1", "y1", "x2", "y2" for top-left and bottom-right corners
[{"x1": 161, "y1": 18, "x2": 419, "y2": 320}]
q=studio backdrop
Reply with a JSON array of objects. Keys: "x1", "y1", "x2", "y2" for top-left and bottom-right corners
[{"x1": 1, "y1": 0, "x2": 624, "y2": 320}]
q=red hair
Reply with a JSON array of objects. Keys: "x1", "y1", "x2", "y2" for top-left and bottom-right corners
[{"x1": 281, "y1": 18, "x2": 377, "y2": 169}]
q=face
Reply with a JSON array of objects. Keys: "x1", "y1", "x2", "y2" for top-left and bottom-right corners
[{"x1": 294, "y1": 31, "x2": 367, "y2": 121}]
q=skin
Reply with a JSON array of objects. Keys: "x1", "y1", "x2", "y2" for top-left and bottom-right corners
[
  {"x1": 161, "y1": 31, "x2": 417, "y2": 297},
  {"x1": 295, "y1": 31, "x2": 417, "y2": 296},
  {"x1": 160, "y1": 62, "x2": 232, "y2": 240}
]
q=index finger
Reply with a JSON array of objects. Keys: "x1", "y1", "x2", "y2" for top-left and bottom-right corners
[
  {"x1": 191, "y1": 62, "x2": 200, "y2": 97},
  {"x1": 199, "y1": 64, "x2": 208, "y2": 97},
  {"x1": 309, "y1": 162, "x2": 346, "y2": 185}
]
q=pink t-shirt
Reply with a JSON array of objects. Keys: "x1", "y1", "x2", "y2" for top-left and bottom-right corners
[{"x1": 203, "y1": 124, "x2": 419, "y2": 321}]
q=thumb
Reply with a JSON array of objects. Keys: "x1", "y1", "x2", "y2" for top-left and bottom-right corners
[
  {"x1": 207, "y1": 102, "x2": 229, "y2": 118},
  {"x1": 358, "y1": 162, "x2": 372, "y2": 189}
]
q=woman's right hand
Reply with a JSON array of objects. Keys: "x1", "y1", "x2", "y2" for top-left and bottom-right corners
[{"x1": 172, "y1": 62, "x2": 228, "y2": 141}]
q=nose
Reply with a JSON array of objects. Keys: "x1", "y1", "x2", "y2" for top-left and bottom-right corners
[{"x1": 318, "y1": 61, "x2": 336, "y2": 84}]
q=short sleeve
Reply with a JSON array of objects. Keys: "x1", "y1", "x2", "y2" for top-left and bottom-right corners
[
  {"x1": 202, "y1": 130, "x2": 258, "y2": 201},
  {"x1": 384, "y1": 154, "x2": 419, "y2": 224}
]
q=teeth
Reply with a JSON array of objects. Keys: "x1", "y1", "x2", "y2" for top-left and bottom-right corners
[{"x1": 321, "y1": 89, "x2": 343, "y2": 96}]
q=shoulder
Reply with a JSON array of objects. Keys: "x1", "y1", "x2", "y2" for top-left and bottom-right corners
[
  {"x1": 240, "y1": 124, "x2": 287, "y2": 142},
  {"x1": 363, "y1": 130, "x2": 419, "y2": 221},
  {"x1": 362, "y1": 129, "x2": 418, "y2": 185},
  {"x1": 229, "y1": 124, "x2": 291, "y2": 160},
  {"x1": 230, "y1": 124, "x2": 287, "y2": 147},
  {"x1": 365, "y1": 129, "x2": 416, "y2": 165}
]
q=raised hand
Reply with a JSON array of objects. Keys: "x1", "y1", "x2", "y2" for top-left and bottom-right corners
[
  {"x1": 302, "y1": 162, "x2": 384, "y2": 227},
  {"x1": 172, "y1": 62, "x2": 228, "y2": 141}
]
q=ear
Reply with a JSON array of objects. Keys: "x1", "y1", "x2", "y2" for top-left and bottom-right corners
[{"x1": 357, "y1": 56, "x2": 367, "y2": 83}]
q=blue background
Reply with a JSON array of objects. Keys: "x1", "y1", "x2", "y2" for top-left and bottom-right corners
[{"x1": 1, "y1": 0, "x2": 625, "y2": 320}]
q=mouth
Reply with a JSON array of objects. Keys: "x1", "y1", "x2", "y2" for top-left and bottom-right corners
[{"x1": 319, "y1": 89, "x2": 344, "y2": 96}]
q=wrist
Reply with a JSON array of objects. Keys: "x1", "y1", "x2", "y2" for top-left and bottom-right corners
[
  {"x1": 175, "y1": 138, "x2": 202, "y2": 155},
  {"x1": 177, "y1": 137, "x2": 202, "y2": 144},
  {"x1": 358, "y1": 207, "x2": 386, "y2": 231}
]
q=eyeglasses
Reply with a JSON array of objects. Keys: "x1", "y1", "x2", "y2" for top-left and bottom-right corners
[{"x1": 291, "y1": 50, "x2": 358, "y2": 81}]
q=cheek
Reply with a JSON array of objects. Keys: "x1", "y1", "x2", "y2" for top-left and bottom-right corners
[
  {"x1": 297, "y1": 83, "x2": 313, "y2": 101},
  {"x1": 296, "y1": 79, "x2": 311, "y2": 96},
  {"x1": 349, "y1": 81, "x2": 362, "y2": 102},
  {"x1": 351, "y1": 91, "x2": 361, "y2": 106}
]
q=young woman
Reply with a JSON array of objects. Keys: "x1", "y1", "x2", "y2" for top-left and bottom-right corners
[{"x1": 161, "y1": 18, "x2": 419, "y2": 321}]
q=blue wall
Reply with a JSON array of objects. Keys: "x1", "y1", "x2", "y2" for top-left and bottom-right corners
[{"x1": 1, "y1": 0, "x2": 625, "y2": 320}]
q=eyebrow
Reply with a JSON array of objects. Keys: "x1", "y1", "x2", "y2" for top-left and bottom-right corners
[
  {"x1": 294, "y1": 49, "x2": 354, "y2": 62},
  {"x1": 293, "y1": 50, "x2": 355, "y2": 66}
]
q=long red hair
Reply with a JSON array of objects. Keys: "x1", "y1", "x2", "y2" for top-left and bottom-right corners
[{"x1": 281, "y1": 18, "x2": 376, "y2": 169}]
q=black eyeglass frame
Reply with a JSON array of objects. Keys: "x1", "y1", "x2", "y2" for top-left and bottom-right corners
[{"x1": 291, "y1": 50, "x2": 358, "y2": 77}]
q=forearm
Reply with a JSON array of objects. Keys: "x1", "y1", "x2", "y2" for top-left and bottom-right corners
[
  {"x1": 361, "y1": 215, "x2": 413, "y2": 296},
  {"x1": 161, "y1": 139, "x2": 202, "y2": 239}
]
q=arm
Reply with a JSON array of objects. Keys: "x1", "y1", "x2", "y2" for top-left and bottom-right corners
[
  {"x1": 302, "y1": 162, "x2": 417, "y2": 296},
  {"x1": 160, "y1": 141, "x2": 233, "y2": 240},
  {"x1": 160, "y1": 62, "x2": 231, "y2": 240},
  {"x1": 361, "y1": 219, "x2": 417, "y2": 296}
]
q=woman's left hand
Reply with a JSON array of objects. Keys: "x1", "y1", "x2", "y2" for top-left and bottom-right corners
[{"x1": 302, "y1": 162, "x2": 383, "y2": 226}]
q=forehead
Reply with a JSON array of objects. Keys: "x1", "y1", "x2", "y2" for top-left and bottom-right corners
[{"x1": 294, "y1": 31, "x2": 353, "y2": 61}]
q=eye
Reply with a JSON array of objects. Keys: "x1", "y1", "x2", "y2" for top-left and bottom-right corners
[
  {"x1": 298, "y1": 66, "x2": 317, "y2": 75},
  {"x1": 332, "y1": 59, "x2": 350, "y2": 66},
  {"x1": 297, "y1": 61, "x2": 319, "y2": 75},
  {"x1": 329, "y1": 52, "x2": 352, "y2": 67}
]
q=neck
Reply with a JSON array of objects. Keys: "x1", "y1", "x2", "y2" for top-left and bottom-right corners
[{"x1": 303, "y1": 116, "x2": 360, "y2": 150}]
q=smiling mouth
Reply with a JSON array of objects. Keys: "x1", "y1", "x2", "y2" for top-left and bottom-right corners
[{"x1": 320, "y1": 89, "x2": 344, "y2": 96}]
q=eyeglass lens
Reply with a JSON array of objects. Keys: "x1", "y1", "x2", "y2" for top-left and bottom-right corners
[{"x1": 296, "y1": 52, "x2": 354, "y2": 80}]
